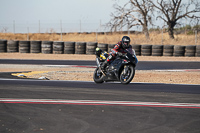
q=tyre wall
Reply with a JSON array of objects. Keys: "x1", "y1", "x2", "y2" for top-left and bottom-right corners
[
  {"x1": 7, "y1": 40, "x2": 19, "y2": 53},
  {"x1": 1, "y1": 39, "x2": 200, "y2": 57},
  {"x1": 30, "y1": 41, "x2": 41, "y2": 53},
  {"x1": 75, "y1": 42, "x2": 86, "y2": 54},
  {"x1": 86, "y1": 42, "x2": 97, "y2": 55},
  {"x1": 141, "y1": 45, "x2": 152, "y2": 56},
  {"x1": 19, "y1": 41, "x2": 30, "y2": 53}
]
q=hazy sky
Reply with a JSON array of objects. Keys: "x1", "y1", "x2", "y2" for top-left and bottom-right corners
[
  {"x1": 0, "y1": 0, "x2": 195, "y2": 33},
  {"x1": 0, "y1": 0, "x2": 127, "y2": 33}
]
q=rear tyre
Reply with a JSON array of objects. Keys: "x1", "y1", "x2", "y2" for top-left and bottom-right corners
[
  {"x1": 93, "y1": 67, "x2": 104, "y2": 84},
  {"x1": 120, "y1": 65, "x2": 135, "y2": 84}
]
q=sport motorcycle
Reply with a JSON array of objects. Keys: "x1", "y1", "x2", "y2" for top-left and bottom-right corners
[{"x1": 93, "y1": 49, "x2": 136, "y2": 84}]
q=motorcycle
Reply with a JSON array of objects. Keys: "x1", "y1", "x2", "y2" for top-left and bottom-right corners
[{"x1": 93, "y1": 48, "x2": 136, "y2": 84}]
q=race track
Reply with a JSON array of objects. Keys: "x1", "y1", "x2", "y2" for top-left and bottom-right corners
[
  {"x1": 0, "y1": 60, "x2": 200, "y2": 133},
  {"x1": 1, "y1": 59, "x2": 200, "y2": 70}
]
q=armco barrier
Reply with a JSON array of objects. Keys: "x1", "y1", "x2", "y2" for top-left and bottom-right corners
[{"x1": 0, "y1": 39, "x2": 200, "y2": 57}]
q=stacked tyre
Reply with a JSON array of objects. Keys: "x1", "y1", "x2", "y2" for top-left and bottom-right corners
[
  {"x1": 75, "y1": 42, "x2": 86, "y2": 54},
  {"x1": 163, "y1": 45, "x2": 174, "y2": 56},
  {"x1": 196, "y1": 45, "x2": 200, "y2": 57},
  {"x1": 97, "y1": 43, "x2": 108, "y2": 52},
  {"x1": 53, "y1": 41, "x2": 64, "y2": 54},
  {"x1": 19, "y1": 41, "x2": 30, "y2": 53},
  {"x1": 30, "y1": 41, "x2": 41, "y2": 53},
  {"x1": 174, "y1": 46, "x2": 185, "y2": 56},
  {"x1": 0, "y1": 40, "x2": 7, "y2": 53},
  {"x1": 64, "y1": 42, "x2": 75, "y2": 54},
  {"x1": 141, "y1": 45, "x2": 152, "y2": 56},
  {"x1": 152, "y1": 45, "x2": 163, "y2": 56},
  {"x1": 132, "y1": 44, "x2": 141, "y2": 56},
  {"x1": 108, "y1": 44, "x2": 115, "y2": 52},
  {"x1": 86, "y1": 42, "x2": 97, "y2": 55},
  {"x1": 185, "y1": 45, "x2": 196, "y2": 57},
  {"x1": 41, "y1": 41, "x2": 53, "y2": 54},
  {"x1": 7, "y1": 40, "x2": 19, "y2": 53}
]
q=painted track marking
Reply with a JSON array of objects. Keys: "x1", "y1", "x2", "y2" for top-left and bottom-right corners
[{"x1": 0, "y1": 98, "x2": 200, "y2": 109}]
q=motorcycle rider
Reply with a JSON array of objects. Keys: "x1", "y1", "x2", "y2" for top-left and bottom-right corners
[{"x1": 101, "y1": 36, "x2": 138, "y2": 72}]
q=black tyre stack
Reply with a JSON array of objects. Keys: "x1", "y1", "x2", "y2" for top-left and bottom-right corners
[
  {"x1": 141, "y1": 45, "x2": 152, "y2": 56},
  {"x1": 0, "y1": 40, "x2": 7, "y2": 53},
  {"x1": 97, "y1": 43, "x2": 108, "y2": 52},
  {"x1": 64, "y1": 42, "x2": 75, "y2": 54},
  {"x1": 30, "y1": 41, "x2": 41, "y2": 53},
  {"x1": 196, "y1": 45, "x2": 200, "y2": 57},
  {"x1": 19, "y1": 41, "x2": 30, "y2": 53},
  {"x1": 53, "y1": 41, "x2": 64, "y2": 54},
  {"x1": 41, "y1": 41, "x2": 53, "y2": 54},
  {"x1": 86, "y1": 42, "x2": 97, "y2": 55},
  {"x1": 174, "y1": 45, "x2": 185, "y2": 56},
  {"x1": 163, "y1": 45, "x2": 174, "y2": 56},
  {"x1": 75, "y1": 42, "x2": 86, "y2": 54},
  {"x1": 108, "y1": 44, "x2": 116, "y2": 53},
  {"x1": 7, "y1": 40, "x2": 19, "y2": 53},
  {"x1": 185, "y1": 45, "x2": 196, "y2": 57},
  {"x1": 132, "y1": 44, "x2": 141, "y2": 56},
  {"x1": 152, "y1": 45, "x2": 163, "y2": 56}
]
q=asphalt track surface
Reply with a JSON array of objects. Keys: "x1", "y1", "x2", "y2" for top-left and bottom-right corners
[
  {"x1": 1, "y1": 59, "x2": 200, "y2": 70},
  {"x1": 0, "y1": 59, "x2": 200, "y2": 133}
]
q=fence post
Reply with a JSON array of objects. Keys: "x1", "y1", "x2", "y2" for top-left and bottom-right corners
[
  {"x1": 99, "y1": 19, "x2": 102, "y2": 32},
  {"x1": 96, "y1": 29, "x2": 98, "y2": 42},
  {"x1": 27, "y1": 27, "x2": 29, "y2": 40},
  {"x1": 60, "y1": 20, "x2": 63, "y2": 41},
  {"x1": 80, "y1": 20, "x2": 81, "y2": 33},
  {"x1": 13, "y1": 20, "x2": 15, "y2": 34},
  {"x1": 195, "y1": 30, "x2": 197, "y2": 45},
  {"x1": 127, "y1": 23, "x2": 130, "y2": 36},
  {"x1": 162, "y1": 26, "x2": 164, "y2": 45},
  {"x1": 39, "y1": 20, "x2": 40, "y2": 33}
]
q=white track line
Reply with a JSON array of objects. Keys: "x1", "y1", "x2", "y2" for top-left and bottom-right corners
[{"x1": 0, "y1": 98, "x2": 200, "y2": 108}]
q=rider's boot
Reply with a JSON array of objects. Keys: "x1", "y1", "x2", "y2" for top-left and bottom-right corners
[{"x1": 101, "y1": 60, "x2": 113, "y2": 76}]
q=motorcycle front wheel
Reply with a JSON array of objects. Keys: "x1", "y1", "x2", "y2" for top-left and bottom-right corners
[
  {"x1": 93, "y1": 67, "x2": 104, "y2": 84},
  {"x1": 120, "y1": 65, "x2": 135, "y2": 84}
]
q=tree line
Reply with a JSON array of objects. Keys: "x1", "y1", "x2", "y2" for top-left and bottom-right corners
[{"x1": 107, "y1": 0, "x2": 200, "y2": 40}]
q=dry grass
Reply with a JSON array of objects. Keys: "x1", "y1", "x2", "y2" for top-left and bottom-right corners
[{"x1": 0, "y1": 32, "x2": 199, "y2": 46}]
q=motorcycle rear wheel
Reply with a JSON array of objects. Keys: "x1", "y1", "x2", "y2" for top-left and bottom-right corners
[
  {"x1": 120, "y1": 65, "x2": 135, "y2": 84},
  {"x1": 93, "y1": 67, "x2": 104, "y2": 83}
]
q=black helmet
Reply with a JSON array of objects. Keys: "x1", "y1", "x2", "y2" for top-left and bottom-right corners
[{"x1": 122, "y1": 36, "x2": 131, "y2": 49}]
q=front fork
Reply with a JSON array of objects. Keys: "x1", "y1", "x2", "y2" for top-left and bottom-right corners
[
  {"x1": 123, "y1": 65, "x2": 129, "y2": 75},
  {"x1": 121, "y1": 65, "x2": 130, "y2": 80},
  {"x1": 96, "y1": 58, "x2": 106, "y2": 76}
]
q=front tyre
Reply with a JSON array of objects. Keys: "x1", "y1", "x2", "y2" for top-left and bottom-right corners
[
  {"x1": 120, "y1": 65, "x2": 135, "y2": 84},
  {"x1": 93, "y1": 67, "x2": 104, "y2": 84}
]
